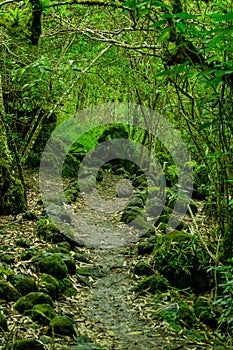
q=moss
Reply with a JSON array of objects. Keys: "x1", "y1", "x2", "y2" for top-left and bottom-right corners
[
  {"x1": 73, "y1": 253, "x2": 89, "y2": 263},
  {"x1": 36, "y1": 253, "x2": 68, "y2": 279},
  {"x1": 38, "y1": 274, "x2": 60, "y2": 300},
  {"x1": 58, "y1": 277, "x2": 75, "y2": 297},
  {"x1": 58, "y1": 253, "x2": 76, "y2": 275},
  {"x1": 14, "y1": 292, "x2": 54, "y2": 315},
  {"x1": 36, "y1": 219, "x2": 63, "y2": 243},
  {"x1": 76, "y1": 267, "x2": 105, "y2": 277},
  {"x1": 0, "y1": 280, "x2": 21, "y2": 302},
  {"x1": 155, "y1": 214, "x2": 169, "y2": 226},
  {"x1": 7, "y1": 274, "x2": 36, "y2": 296},
  {"x1": 121, "y1": 206, "x2": 142, "y2": 224},
  {"x1": 133, "y1": 274, "x2": 168, "y2": 294},
  {"x1": 47, "y1": 316, "x2": 76, "y2": 337},
  {"x1": 134, "y1": 262, "x2": 154, "y2": 276},
  {"x1": 31, "y1": 303, "x2": 56, "y2": 325},
  {"x1": 0, "y1": 312, "x2": 8, "y2": 331}
]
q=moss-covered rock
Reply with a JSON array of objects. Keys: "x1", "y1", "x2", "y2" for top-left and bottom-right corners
[
  {"x1": 120, "y1": 206, "x2": 142, "y2": 224},
  {"x1": 133, "y1": 274, "x2": 168, "y2": 294},
  {"x1": 38, "y1": 274, "x2": 60, "y2": 300},
  {"x1": 134, "y1": 262, "x2": 154, "y2": 276},
  {"x1": 177, "y1": 304, "x2": 197, "y2": 329},
  {"x1": 13, "y1": 339, "x2": 46, "y2": 350},
  {"x1": 14, "y1": 292, "x2": 54, "y2": 315},
  {"x1": 31, "y1": 303, "x2": 56, "y2": 325},
  {"x1": 0, "y1": 311, "x2": 8, "y2": 331},
  {"x1": 47, "y1": 316, "x2": 76, "y2": 337},
  {"x1": 36, "y1": 253, "x2": 68, "y2": 279},
  {"x1": 73, "y1": 253, "x2": 90, "y2": 264},
  {"x1": 7, "y1": 274, "x2": 36, "y2": 295},
  {"x1": 58, "y1": 277, "x2": 75, "y2": 297},
  {"x1": 36, "y1": 219, "x2": 64, "y2": 243},
  {"x1": 132, "y1": 175, "x2": 147, "y2": 188},
  {"x1": 0, "y1": 280, "x2": 21, "y2": 301},
  {"x1": 151, "y1": 232, "x2": 212, "y2": 293},
  {"x1": 128, "y1": 197, "x2": 144, "y2": 208},
  {"x1": 58, "y1": 254, "x2": 76, "y2": 275}
]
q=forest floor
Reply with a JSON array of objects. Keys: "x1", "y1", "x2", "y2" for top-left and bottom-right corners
[{"x1": 0, "y1": 170, "x2": 229, "y2": 350}]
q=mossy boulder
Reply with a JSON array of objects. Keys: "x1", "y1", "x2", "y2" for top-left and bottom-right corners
[
  {"x1": 73, "y1": 253, "x2": 90, "y2": 263},
  {"x1": 0, "y1": 280, "x2": 21, "y2": 302},
  {"x1": 38, "y1": 274, "x2": 60, "y2": 300},
  {"x1": 177, "y1": 304, "x2": 197, "y2": 329},
  {"x1": 36, "y1": 218, "x2": 64, "y2": 243},
  {"x1": 13, "y1": 339, "x2": 46, "y2": 350},
  {"x1": 132, "y1": 175, "x2": 147, "y2": 188},
  {"x1": 134, "y1": 262, "x2": 154, "y2": 276},
  {"x1": 7, "y1": 274, "x2": 36, "y2": 296},
  {"x1": 58, "y1": 277, "x2": 75, "y2": 297},
  {"x1": 47, "y1": 316, "x2": 76, "y2": 337},
  {"x1": 0, "y1": 311, "x2": 8, "y2": 331},
  {"x1": 14, "y1": 292, "x2": 54, "y2": 315},
  {"x1": 151, "y1": 232, "x2": 212, "y2": 293},
  {"x1": 58, "y1": 253, "x2": 76, "y2": 275},
  {"x1": 133, "y1": 274, "x2": 168, "y2": 294},
  {"x1": 36, "y1": 253, "x2": 68, "y2": 279},
  {"x1": 128, "y1": 197, "x2": 144, "y2": 208},
  {"x1": 120, "y1": 206, "x2": 142, "y2": 224},
  {"x1": 31, "y1": 303, "x2": 56, "y2": 325}
]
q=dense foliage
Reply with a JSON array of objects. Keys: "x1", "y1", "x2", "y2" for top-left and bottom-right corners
[{"x1": 0, "y1": 0, "x2": 233, "y2": 344}]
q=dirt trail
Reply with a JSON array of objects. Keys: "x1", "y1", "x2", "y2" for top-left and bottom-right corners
[
  {"x1": 25, "y1": 170, "x2": 213, "y2": 349},
  {"x1": 75, "y1": 247, "x2": 193, "y2": 350}
]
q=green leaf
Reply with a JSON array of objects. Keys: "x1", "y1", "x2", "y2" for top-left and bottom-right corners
[
  {"x1": 174, "y1": 12, "x2": 198, "y2": 20},
  {"x1": 158, "y1": 27, "x2": 170, "y2": 42}
]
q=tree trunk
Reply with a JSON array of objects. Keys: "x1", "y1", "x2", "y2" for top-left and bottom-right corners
[{"x1": 0, "y1": 75, "x2": 27, "y2": 215}]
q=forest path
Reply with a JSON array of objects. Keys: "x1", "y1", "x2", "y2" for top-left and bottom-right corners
[
  {"x1": 20, "y1": 169, "x2": 213, "y2": 350},
  {"x1": 62, "y1": 171, "x2": 211, "y2": 350}
]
